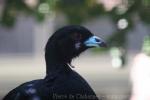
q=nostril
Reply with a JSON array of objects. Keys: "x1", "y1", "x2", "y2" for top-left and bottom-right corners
[{"x1": 95, "y1": 38, "x2": 100, "y2": 42}]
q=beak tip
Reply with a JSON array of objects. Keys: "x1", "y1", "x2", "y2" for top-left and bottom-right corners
[{"x1": 99, "y1": 42, "x2": 107, "y2": 48}]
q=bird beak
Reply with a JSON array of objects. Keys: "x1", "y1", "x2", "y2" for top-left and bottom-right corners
[{"x1": 84, "y1": 36, "x2": 107, "y2": 48}]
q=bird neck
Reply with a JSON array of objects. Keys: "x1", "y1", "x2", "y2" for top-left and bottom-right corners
[{"x1": 45, "y1": 49, "x2": 71, "y2": 75}]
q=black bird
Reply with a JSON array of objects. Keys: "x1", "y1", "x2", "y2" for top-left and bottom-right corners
[{"x1": 3, "y1": 25, "x2": 107, "y2": 100}]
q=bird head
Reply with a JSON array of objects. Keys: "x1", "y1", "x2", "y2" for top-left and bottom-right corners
[{"x1": 45, "y1": 25, "x2": 107, "y2": 65}]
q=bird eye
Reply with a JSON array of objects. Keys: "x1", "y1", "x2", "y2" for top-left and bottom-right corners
[{"x1": 72, "y1": 33, "x2": 82, "y2": 41}]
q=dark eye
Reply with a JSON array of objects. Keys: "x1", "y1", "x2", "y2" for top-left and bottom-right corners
[{"x1": 72, "y1": 33, "x2": 82, "y2": 41}]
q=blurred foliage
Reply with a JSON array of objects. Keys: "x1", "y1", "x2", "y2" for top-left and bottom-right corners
[
  {"x1": 0, "y1": 0, "x2": 150, "y2": 48},
  {"x1": 0, "y1": 0, "x2": 56, "y2": 26},
  {"x1": 55, "y1": 0, "x2": 105, "y2": 24},
  {"x1": 142, "y1": 36, "x2": 150, "y2": 56}
]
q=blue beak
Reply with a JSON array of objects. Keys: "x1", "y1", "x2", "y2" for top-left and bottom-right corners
[{"x1": 84, "y1": 36, "x2": 107, "y2": 48}]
